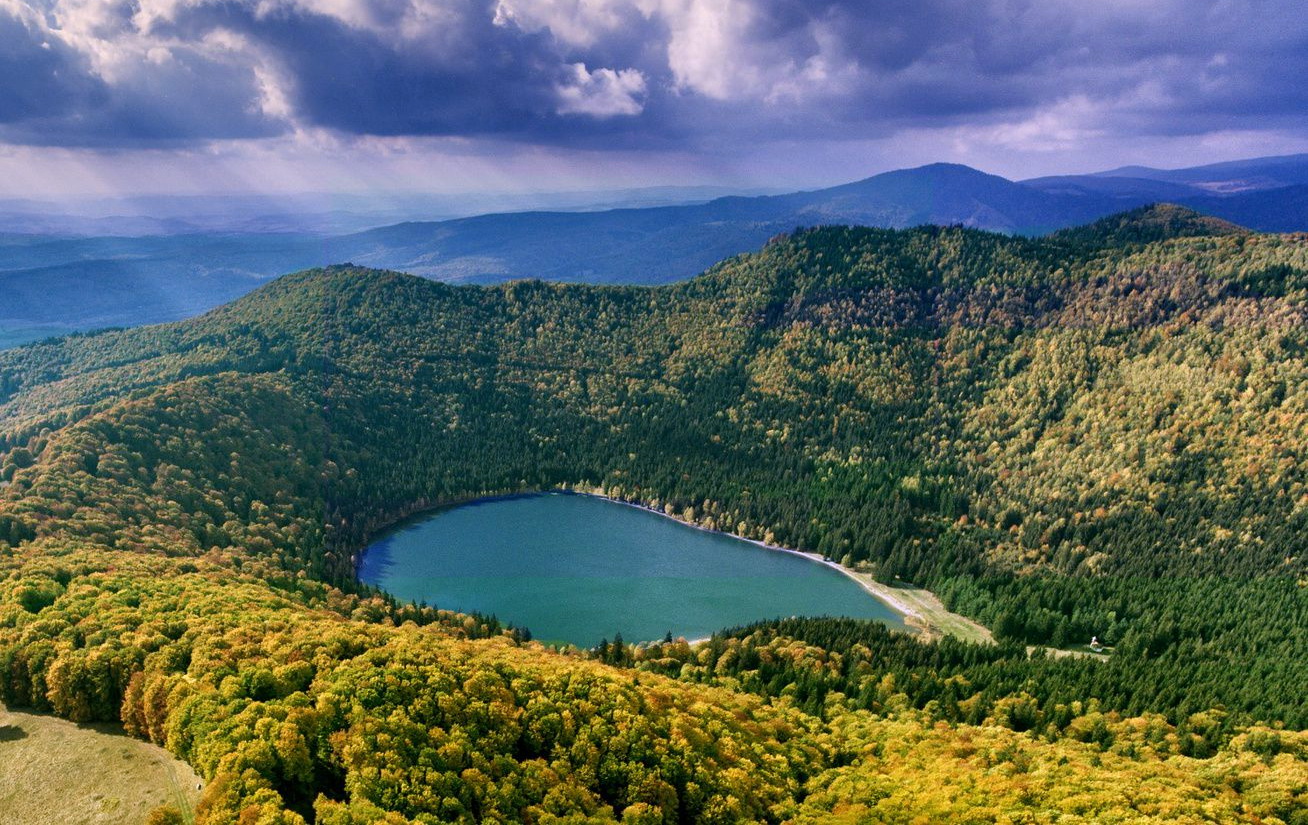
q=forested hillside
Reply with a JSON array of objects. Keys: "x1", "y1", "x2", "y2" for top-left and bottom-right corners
[{"x1": 2, "y1": 207, "x2": 1308, "y2": 822}]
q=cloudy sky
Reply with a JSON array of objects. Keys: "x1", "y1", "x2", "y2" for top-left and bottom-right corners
[{"x1": 2, "y1": 0, "x2": 1306, "y2": 197}]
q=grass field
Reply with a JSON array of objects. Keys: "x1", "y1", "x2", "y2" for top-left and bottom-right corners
[{"x1": 0, "y1": 703, "x2": 201, "y2": 825}]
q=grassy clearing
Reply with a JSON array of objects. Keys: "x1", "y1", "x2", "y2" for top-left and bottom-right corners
[
  {"x1": 0, "y1": 703, "x2": 201, "y2": 825},
  {"x1": 848, "y1": 570, "x2": 1110, "y2": 660},
  {"x1": 1032, "y1": 643, "x2": 1112, "y2": 661},
  {"x1": 851, "y1": 574, "x2": 996, "y2": 644}
]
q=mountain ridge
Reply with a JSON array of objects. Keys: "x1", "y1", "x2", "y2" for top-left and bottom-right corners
[
  {"x1": 5, "y1": 156, "x2": 1308, "y2": 347},
  {"x1": 1092, "y1": 152, "x2": 1308, "y2": 190},
  {"x1": 1049, "y1": 203, "x2": 1250, "y2": 247}
]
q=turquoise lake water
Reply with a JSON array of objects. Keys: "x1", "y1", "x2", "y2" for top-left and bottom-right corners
[{"x1": 359, "y1": 492, "x2": 907, "y2": 646}]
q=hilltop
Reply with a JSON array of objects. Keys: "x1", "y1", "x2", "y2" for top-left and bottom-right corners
[{"x1": 1049, "y1": 203, "x2": 1249, "y2": 247}]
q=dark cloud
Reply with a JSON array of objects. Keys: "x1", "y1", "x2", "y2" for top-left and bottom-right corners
[
  {"x1": 0, "y1": 1, "x2": 287, "y2": 146},
  {"x1": 148, "y1": 0, "x2": 565, "y2": 136},
  {"x1": 0, "y1": 0, "x2": 1305, "y2": 151},
  {"x1": 0, "y1": 6, "x2": 105, "y2": 123}
]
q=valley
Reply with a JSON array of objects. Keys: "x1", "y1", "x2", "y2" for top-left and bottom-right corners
[{"x1": 1, "y1": 208, "x2": 1307, "y2": 821}]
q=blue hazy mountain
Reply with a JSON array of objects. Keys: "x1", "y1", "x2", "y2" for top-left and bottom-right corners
[
  {"x1": 1020, "y1": 174, "x2": 1203, "y2": 202},
  {"x1": 1092, "y1": 153, "x2": 1308, "y2": 192},
  {"x1": 0, "y1": 185, "x2": 768, "y2": 237},
  {"x1": 335, "y1": 163, "x2": 1121, "y2": 283},
  {"x1": 1024, "y1": 154, "x2": 1308, "y2": 231},
  {"x1": 1179, "y1": 184, "x2": 1308, "y2": 233},
  {"x1": 4, "y1": 157, "x2": 1308, "y2": 347}
]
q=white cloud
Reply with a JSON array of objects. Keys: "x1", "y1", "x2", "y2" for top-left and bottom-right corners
[
  {"x1": 495, "y1": 0, "x2": 861, "y2": 104},
  {"x1": 641, "y1": 0, "x2": 759, "y2": 99},
  {"x1": 493, "y1": 0, "x2": 630, "y2": 46},
  {"x1": 974, "y1": 95, "x2": 1108, "y2": 153},
  {"x1": 630, "y1": 0, "x2": 861, "y2": 104},
  {"x1": 555, "y1": 62, "x2": 646, "y2": 117}
]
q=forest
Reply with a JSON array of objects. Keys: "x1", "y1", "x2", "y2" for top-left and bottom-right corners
[{"x1": 1, "y1": 204, "x2": 1307, "y2": 822}]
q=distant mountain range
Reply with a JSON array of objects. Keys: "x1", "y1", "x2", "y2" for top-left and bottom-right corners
[
  {"x1": 1064, "y1": 153, "x2": 1308, "y2": 192},
  {"x1": 0, "y1": 185, "x2": 770, "y2": 236},
  {"x1": 3, "y1": 154, "x2": 1308, "y2": 347},
  {"x1": 1023, "y1": 153, "x2": 1308, "y2": 227}
]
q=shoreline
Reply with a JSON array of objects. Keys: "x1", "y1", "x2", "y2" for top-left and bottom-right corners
[
  {"x1": 356, "y1": 487, "x2": 1000, "y2": 643},
  {"x1": 564, "y1": 491, "x2": 992, "y2": 643},
  {"x1": 564, "y1": 491, "x2": 927, "y2": 623}
]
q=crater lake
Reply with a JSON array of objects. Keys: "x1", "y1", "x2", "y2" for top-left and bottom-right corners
[{"x1": 359, "y1": 492, "x2": 909, "y2": 646}]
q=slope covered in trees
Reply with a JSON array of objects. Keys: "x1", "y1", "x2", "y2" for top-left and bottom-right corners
[{"x1": 1, "y1": 206, "x2": 1308, "y2": 822}]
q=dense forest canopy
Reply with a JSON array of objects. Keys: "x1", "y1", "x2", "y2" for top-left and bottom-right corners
[{"x1": 2, "y1": 206, "x2": 1308, "y2": 822}]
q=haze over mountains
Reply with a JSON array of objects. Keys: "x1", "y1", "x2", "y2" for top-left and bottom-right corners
[
  {"x1": 0, "y1": 185, "x2": 770, "y2": 237},
  {"x1": 3, "y1": 154, "x2": 1308, "y2": 348}
]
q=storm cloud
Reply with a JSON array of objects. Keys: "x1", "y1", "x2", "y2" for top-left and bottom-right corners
[{"x1": 1, "y1": 0, "x2": 1306, "y2": 155}]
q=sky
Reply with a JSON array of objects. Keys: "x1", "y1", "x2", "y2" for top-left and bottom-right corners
[{"x1": 2, "y1": 0, "x2": 1307, "y2": 198}]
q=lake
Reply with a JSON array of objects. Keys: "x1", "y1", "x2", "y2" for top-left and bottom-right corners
[{"x1": 359, "y1": 492, "x2": 908, "y2": 646}]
